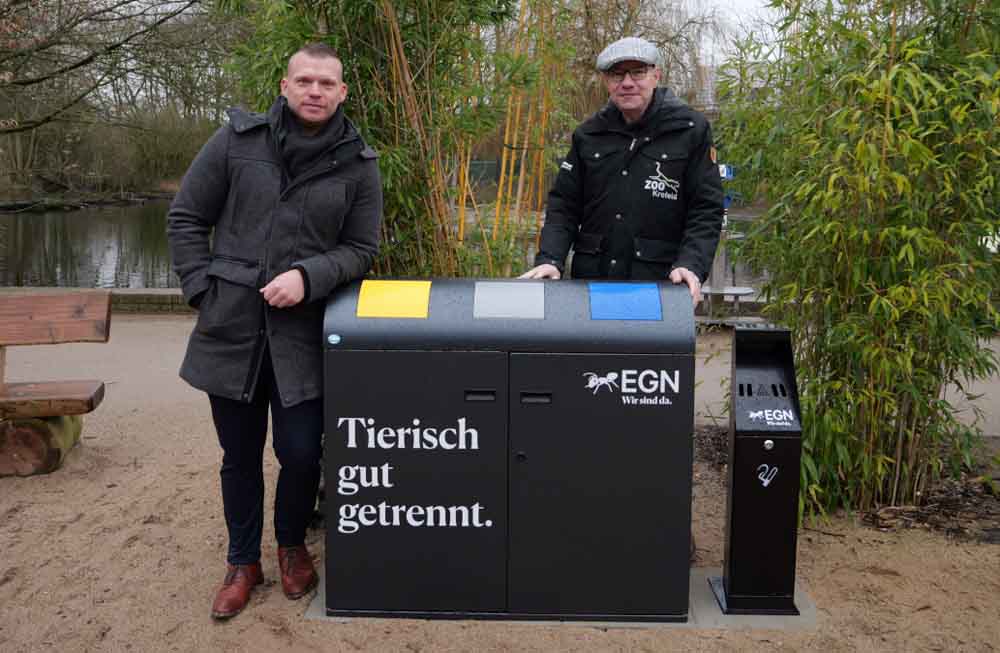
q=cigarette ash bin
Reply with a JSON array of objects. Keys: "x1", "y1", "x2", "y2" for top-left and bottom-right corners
[{"x1": 710, "y1": 323, "x2": 802, "y2": 615}]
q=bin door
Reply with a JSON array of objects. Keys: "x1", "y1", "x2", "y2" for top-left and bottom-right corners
[
  {"x1": 325, "y1": 350, "x2": 507, "y2": 613},
  {"x1": 508, "y1": 352, "x2": 694, "y2": 618},
  {"x1": 724, "y1": 434, "x2": 800, "y2": 600}
]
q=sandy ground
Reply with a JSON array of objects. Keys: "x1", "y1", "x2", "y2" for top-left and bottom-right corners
[{"x1": 1, "y1": 315, "x2": 998, "y2": 652}]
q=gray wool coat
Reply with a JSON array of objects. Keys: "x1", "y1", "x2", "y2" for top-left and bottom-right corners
[{"x1": 167, "y1": 99, "x2": 382, "y2": 407}]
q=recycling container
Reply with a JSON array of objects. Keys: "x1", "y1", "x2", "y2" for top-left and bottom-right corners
[
  {"x1": 710, "y1": 323, "x2": 802, "y2": 615},
  {"x1": 323, "y1": 278, "x2": 696, "y2": 621}
]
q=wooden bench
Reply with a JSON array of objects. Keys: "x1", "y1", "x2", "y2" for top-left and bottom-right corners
[{"x1": 0, "y1": 291, "x2": 111, "y2": 477}]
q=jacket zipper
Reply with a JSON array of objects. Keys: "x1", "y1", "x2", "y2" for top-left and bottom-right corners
[
  {"x1": 242, "y1": 129, "x2": 361, "y2": 404},
  {"x1": 240, "y1": 300, "x2": 268, "y2": 403}
]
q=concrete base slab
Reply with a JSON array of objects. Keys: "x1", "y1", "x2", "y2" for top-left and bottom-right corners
[{"x1": 305, "y1": 567, "x2": 817, "y2": 630}]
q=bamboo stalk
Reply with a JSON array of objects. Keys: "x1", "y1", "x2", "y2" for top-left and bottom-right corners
[
  {"x1": 511, "y1": 100, "x2": 535, "y2": 227},
  {"x1": 432, "y1": 132, "x2": 452, "y2": 244},
  {"x1": 532, "y1": 3, "x2": 552, "y2": 248},
  {"x1": 492, "y1": 0, "x2": 530, "y2": 242},
  {"x1": 533, "y1": 86, "x2": 549, "y2": 211},
  {"x1": 378, "y1": 12, "x2": 423, "y2": 264},
  {"x1": 493, "y1": 94, "x2": 516, "y2": 241},
  {"x1": 879, "y1": 0, "x2": 897, "y2": 219},
  {"x1": 468, "y1": 179, "x2": 495, "y2": 277},
  {"x1": 502, "y1": 93, "x2": 525, "y2": 233},
  {"x1": 455, "y1": 38, "x2": 475, "y2": 246},
  {"x1": 381, "y1": 0, "x2": 456, "y2": 274},
  {"x1": 457, "y1": 139, "x2": 470, "y2": 242},
  {"x1": 532, "y1": 81, "x2": 550, "y2": 250},
  {"x1": 338, "y1": 11, "x2": 370, "y2": 124}
]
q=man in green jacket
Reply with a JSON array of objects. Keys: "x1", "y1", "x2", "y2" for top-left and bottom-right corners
[
  {"x1": 168, "y1": 43, "x2": 382, "y2": 620},
  {"x1": 520, "y1": 36, "x2": 723, "y2": 306}
]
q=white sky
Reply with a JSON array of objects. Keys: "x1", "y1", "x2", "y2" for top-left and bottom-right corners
[
  {"x1": 708, "y1": 0, "x2": 773, "y2": 19},
  {"x1": 699, "y1": 0, "x2": 780, "y2": 64}
]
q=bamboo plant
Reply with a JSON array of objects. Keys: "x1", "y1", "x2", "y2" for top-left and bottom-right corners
[{"x1": 717, "y1": 0, "x2": 1000, "y2": 516}]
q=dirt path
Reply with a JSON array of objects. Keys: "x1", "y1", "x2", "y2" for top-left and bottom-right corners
[{"x1": 1, "y1": 316, "x2": 997, "y2": 652}]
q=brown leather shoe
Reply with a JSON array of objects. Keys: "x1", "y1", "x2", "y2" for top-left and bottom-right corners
[
  {"x1": 210, "y1": 562, "x2": 263, "y2": 620},
  {"x1": 277, "y1": 545, "x2": 318, "y2": 600}
]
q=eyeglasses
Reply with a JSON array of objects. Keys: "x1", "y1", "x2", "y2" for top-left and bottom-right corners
[{"x1": 605, "y1": 66, "x2": 653, "y2": 84}]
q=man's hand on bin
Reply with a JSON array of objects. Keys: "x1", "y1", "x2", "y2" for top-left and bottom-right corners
[
  {"x1": 670, "y1": 266, "x2": 702, "y2": 306},
  {"x1": 518, "y1": 263, "x2": 561, "y2": 280},
  {"x1": 261, "y1": 269, "x2": 305, "y2": 308}
]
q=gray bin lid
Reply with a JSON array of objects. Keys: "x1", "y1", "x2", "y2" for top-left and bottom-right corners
[{"x1": 323, "y1": 279, "x2": 694, "y2": 354}]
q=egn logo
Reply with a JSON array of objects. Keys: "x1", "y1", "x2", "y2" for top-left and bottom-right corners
[
  {"x1": 583, "y1": 372, "x2": 619, "y2": 394},
  {"x1": 748, "y1": 409, "x2": 796, "y2": 427},
  {"x1": 582, "y1": 369, "x2": 680, "y2": 395}
]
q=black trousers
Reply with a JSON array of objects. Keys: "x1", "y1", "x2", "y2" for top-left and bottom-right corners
[{"x1": 208, "y1": 348, "x2": 323, "y2": 566}]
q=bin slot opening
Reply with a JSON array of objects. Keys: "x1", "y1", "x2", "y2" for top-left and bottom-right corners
[
  {"x1": 465, "y1": 390, "x2": 497, "y2": 402},
  {"x1": 736, "y1": 380, "x2": 793, "y2": 400},
  {"x1": 736, "y1": 378, "x2": 793, "y2": 402},
  {"x1": 520, "y1": 392, "x2": 552, "y2": 405}
]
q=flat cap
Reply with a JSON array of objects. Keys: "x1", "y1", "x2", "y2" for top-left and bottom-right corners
[{"x1": 596, "y1": 37, "x2": 660, "y2": 71}]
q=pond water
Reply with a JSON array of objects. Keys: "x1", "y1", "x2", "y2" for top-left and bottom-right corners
[
  {"x1": 0, "y1": 200, "x2": 768, "y2": 290},
  {"x1": 0, "y1": 201, "x2": 176, "y2": 288}
]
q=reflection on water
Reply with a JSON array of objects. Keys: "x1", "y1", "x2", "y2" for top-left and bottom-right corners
[
  {"x1": 0, "y1": 201, "x2": 770, "y2": 290},
  {"x1": 0, "y1": 201, "x2": 177, "y2": 289}
]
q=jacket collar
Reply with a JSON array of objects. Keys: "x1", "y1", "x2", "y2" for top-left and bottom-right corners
[
  {"x1": 225, "y1": 97, "x2": 362, "y2": 147},
  {"x1": 225, "y1": 106, "x2": 268, "y2": 134}
]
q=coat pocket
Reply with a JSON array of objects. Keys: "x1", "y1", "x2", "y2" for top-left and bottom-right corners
[
  {"x1": 196, "y1": 256, "x2": 261, "y2": 343},
  {"x1": 578, "y1": 144, "x2": 621, "y2": 191},
  {"x1": 207, "y1": 254, "x2": 260, "y2": 287},
  {"x1": 630, "y1": 237, "x2": 678, "y2": 280},
  {"x1": 570, "y1": 232, "x2": 605, "y2": 279}
]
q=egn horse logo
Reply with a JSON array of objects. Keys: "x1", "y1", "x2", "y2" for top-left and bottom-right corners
[{"x1": 583, "y1": 372, "x2": 619, "y2": 394}]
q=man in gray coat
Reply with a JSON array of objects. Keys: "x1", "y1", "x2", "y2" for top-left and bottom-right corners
[{"x1": 168, "y1": 43, "x2": 382, "y2": 620}]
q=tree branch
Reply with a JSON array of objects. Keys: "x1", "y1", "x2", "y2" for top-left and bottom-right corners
[
  {"x1": 2, "y1": 0, "x2": 200, "y2": 88},
  {"x1": 0, "y1": 73, "x2": 113, "y2": 135}
]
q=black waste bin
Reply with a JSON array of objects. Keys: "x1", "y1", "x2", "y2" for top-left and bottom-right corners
[
  {"x1": 322, "y1": 278, "x2": 696, "y2": 621},
  {"x1": 710, "y1": 323, "x2": 802, "y2": 615}
]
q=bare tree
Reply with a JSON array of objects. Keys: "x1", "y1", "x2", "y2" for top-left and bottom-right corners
[{"x1": 0, "y1": 0, "x2": 201, "y2": 135}]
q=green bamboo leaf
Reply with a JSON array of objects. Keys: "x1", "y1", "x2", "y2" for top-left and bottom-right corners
[
  {"x1": 922, "y1": 73, "x2": 947, "y2": 94},
  {"x1": 803, "y1": 453, "x2": 819, "y2": 481},
  {"x1": 715, "y1": 0, "x2": 1000, "y2": 516}
]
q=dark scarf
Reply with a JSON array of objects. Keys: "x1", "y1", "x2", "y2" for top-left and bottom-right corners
[{"x1": 278, "y1": 101, "x2": 347, "y2": 181}]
